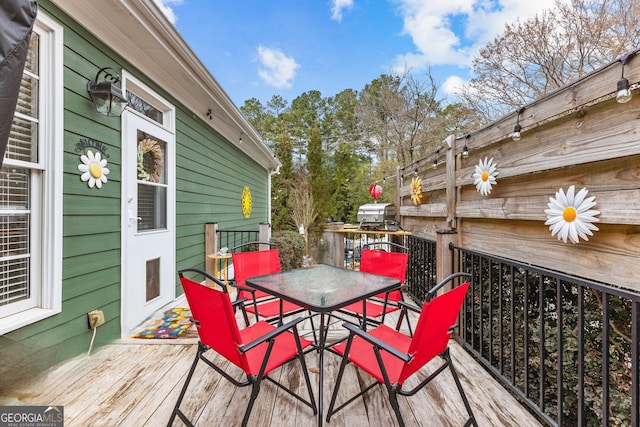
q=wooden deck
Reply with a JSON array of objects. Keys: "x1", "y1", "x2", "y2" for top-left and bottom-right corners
[{"x1": 0, "y1": 312, "x2": 542, "y2": 427}]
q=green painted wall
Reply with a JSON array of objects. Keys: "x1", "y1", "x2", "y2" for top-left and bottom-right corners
[{"x1": 4, "y1": 1, "x2": 270, "y2": 373}]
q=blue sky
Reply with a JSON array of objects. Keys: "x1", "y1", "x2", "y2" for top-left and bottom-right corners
[{"x1": 154, "y1": 0, "x2": 558, "y2": 107}]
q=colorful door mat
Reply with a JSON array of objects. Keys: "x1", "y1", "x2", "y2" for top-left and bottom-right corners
[{"x1": 131, "y1": 307, "x2": 193, "y2": 339}]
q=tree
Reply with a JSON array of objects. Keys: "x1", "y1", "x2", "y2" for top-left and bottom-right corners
[
  {"x1": 271, "y1": 132, "x2": 294, "y2": 231},
  {"x1": 289, "y1": 177, "x2": 317, "y2": 255},
  {"x1": 307, "y1": 124, "x2": 327, "y2": 229},
  {"x1": 357, "y1": 68, "x2": 441, "y2": 167},
  {"x1": 458, "y1": 0, "x2": 640, "y2": 122}
]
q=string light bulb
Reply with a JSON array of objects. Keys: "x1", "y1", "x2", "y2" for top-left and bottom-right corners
[
  {"x1": 616, "y1": 52, "x2": 634, "y2": 104},
  {"x1": 462, "y1": 135, "x2": 469, "y2": 158},
  {"x1": 512, "y1": 107, "x2": 525, "y2": 141}
]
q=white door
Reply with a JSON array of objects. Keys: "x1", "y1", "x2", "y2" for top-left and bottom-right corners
[{"x1": 121, "y1": 110, "x2": 175, "y2": 335}]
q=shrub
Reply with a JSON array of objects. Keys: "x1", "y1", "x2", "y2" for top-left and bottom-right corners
[{"x1": 271, "y1": 231, "x2": 305, "y2": 271}]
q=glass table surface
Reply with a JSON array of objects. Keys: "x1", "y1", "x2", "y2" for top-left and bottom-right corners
[{"x1": 245, "y1": 264, "x2": 400, "y2": 312}]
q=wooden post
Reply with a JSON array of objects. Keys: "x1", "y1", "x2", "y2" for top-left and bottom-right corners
[
  {"x1": 259, "y1": 222, "x2": 271, "y2": 250},
  {"x1": 444, "y1": 134, "x2": 457, "y2": 229},
  {"x1": 205, "y1": 222, "x2": 218, "y2": 286},
  {"x1": 436, "y1": 229, "x2": 458, "y2": 293},
  {"x1": 322, "y1": 222, "x2": 345, "y2": 267}
]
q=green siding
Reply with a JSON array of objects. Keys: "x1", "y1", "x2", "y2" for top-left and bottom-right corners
[{"x1": 4, "y1": 1, "x2": 272, "y2": 374}]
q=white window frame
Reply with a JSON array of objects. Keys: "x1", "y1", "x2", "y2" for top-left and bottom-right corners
[{"x1": 0, "y1": 12, "x2": 64, "y2": 334}]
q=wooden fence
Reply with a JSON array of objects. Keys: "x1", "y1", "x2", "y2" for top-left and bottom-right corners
[{"x1": 397, "y1": 52, "x2": 640, "y2": 292}]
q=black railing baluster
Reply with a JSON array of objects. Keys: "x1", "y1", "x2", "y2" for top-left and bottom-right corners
[
  {"x1": 578, "y1": 285, "x2": 585, "y2": 427},
  {"x1": 632, "y1": 300, "x2": 639, "y2": 427},
  {"x1": 602, "y1": 293, "x2": 609, "y2": 427},
  {"x1": 524, "y1": 271, "x2": 529, "y2": 397},
  {"x1": 556, "y1": 278, "x2": 563, "y2": 426}
]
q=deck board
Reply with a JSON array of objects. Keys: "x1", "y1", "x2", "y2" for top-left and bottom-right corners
[{"x1": 1, "y1": 312, "x2": 543, "y2": 427}]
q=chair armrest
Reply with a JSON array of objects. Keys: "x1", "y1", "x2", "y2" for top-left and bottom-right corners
[
  {"x1": 178, "y1": 267, "x2": 228, "y2": 290},
  {"x1": 238, "y1": 316, "x2": 306, "y2": 353},
  {"x1": 342, "y1": 322, "x2": 412, "y2": 363},
  {"x1": 426, "y1": 273, "x2": 472, "y2": 300},
  {"x1": 231, "y1": 297, "x2": 248, "y2": 308},
  {"x1": 397, "y1": 300, "x2": 421, "y2": 314}
]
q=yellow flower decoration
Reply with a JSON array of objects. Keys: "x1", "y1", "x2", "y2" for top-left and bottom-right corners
[
  {"x1": 410, "y1": 176, "x2": 425, "y2": 206},
  {"x1": 78, "y1": 150, "x2": 109, "y2": 189},
  {"x1": 241, "y1": 186, "x2": 252, "y2": 219}
]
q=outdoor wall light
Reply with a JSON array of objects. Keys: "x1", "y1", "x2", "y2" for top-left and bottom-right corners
[
  {"x1": 206, "y1": 109, "x2": 213, "y2": 120},
  {"x1": 511, "y1": 107, "x2": 525, "y2": 141},
  {"x1": 432, "y1": 149, "x2": 439, "y2": 169},
  {"x1": 87, "y1": 67, "x2": 129, "y2": 117},
  {"x1": 239, "y1": 132, "x2": 244, "y2": 143},
  {"x1": 462, "y1": 135, "x2": 469, "y2": 158},
  {"x1": 616, "y1": 53, "x2": 634, "y2": 103}
]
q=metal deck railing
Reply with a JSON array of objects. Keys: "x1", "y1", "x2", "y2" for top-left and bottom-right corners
[{"x1": 451, "y1": 243, "x2": 640, "y2": 427}]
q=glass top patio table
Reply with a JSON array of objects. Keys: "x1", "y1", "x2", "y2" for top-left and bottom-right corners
[
  {"x1": 246, "y1": 263, "x2": 401, "y2": 426},
  {"x1": 245, "y1": 263, "x2": 401, "y2": 312}
]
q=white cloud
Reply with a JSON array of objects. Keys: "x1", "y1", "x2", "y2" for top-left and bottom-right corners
[
  {"x1": 392, "y1": 0, "x2": 558, "y2": 70},
  {"x1": 331, "y1": 0, "x2": 354, "y2": 22},
  {"x1": 441, "y1": 75, "x2": 467, "y2": 97},
  {"x1": 257, "y1": 46, "x2": 300, "y2": 89},
  {"x1": 152, "y1": 0, "x2": 183, "y2": 24}
]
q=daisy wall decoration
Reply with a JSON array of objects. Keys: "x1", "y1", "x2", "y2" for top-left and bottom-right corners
[
  {"x1": 544, "y1": 185, "x2": 600, "y2": 244},
  {"x1": 78, "y1": 150, "x2": 109, "y2": 189},
  {"x1": 472, "y1": 157, "x2": 498, "y2": 196}
]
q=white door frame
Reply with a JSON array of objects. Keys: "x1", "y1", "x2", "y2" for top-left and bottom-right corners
[{"x1": 120, "y1": 72, "x2": 176, "y2": 336}]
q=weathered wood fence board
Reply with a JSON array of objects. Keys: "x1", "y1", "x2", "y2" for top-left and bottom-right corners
[{"x1": 398, "y1": 54, "x2": 640, "y2": 292}]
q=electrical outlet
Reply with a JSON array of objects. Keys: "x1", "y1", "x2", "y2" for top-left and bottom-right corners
[{"x1": 87, "y1": 309, "x2": 105, "y2": 329}]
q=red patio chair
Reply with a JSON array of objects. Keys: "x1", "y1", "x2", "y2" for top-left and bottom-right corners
[
  {"x1": 169, "y1": 268, "x2": 317, "y2": 427},
  {"x1": 326, "y1": 273, "x2": 477, "y2": 427},
  {"x1": 231, "y1": 242, "x2": 306, "y2": 324},
  {"x1": 337, "y1": 242, "x2": 409, "y2": 329}
]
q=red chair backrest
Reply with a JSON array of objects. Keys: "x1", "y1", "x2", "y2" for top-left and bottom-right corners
[
  {"x1": 180, "y1": 276, "x2": 249, "y2": 373},
  {"x1": 398, "y1": 282, "x2": 470, "y2": 384},
  {"x1": 359, "y1": 249, "x2": 408, "y2": 301},
  {"x1": 232, "y1": 249, "x2": 281, "y2": 288}
]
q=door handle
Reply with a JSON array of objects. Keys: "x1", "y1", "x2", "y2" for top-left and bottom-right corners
[{"x1": 127, "y1": 211, "x2": 141, "y2": 227}]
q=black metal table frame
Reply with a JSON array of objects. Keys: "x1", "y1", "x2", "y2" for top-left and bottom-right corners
[{"x1": 246, "y1": 264, "x2": 401, "y2": 427}]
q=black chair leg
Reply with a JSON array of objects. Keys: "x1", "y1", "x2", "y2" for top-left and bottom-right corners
[
  {"x1": 445, "y1": 350, "x2": 478, "y2": 427},
  {"x1": 325, "y1": 336, "x2": 353, "y2": 422},
  {"x1": 241, "y1": 379, "x2": 261, "y2": 427},
  {"x1": 168, "y1": 342, "x2": 204, "y2": 427},
  {"x1": 387, "y1": 387, "x2": 405, "y2": 427}
]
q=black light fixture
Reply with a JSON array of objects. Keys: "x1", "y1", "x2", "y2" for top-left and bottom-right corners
[
  {"x1": 432, "y1": 149, "x2": 439, "y2": 169},
  {"x1": 616, "y1": 52, "x2": 634, "y2": 103},
  {"x1": 462, "y1": 134, "x2": 469, "y2": 158},
  {"x1": 86, "y1": 67, "x2": 128, "y2": 117},
  {"x1": 206, "y1": 109, "x2": 213, "y2": 120},
  {"x1": 239, "y1": 132, "x2": 244, "y2": 143},
  {"x1": 512, "y1": 107, "x2": 525, "y2": 141}
]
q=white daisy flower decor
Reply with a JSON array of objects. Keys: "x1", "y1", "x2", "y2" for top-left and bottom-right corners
[
  {"x1": 78, "y1": 150, "x2": 110, "y2": 189},
  {"x1": 544, "y1": 185, "x2": 600, "y2": 244},
  {"x1": 472, "y1": 157, "x2": 498, "y2": 196}
]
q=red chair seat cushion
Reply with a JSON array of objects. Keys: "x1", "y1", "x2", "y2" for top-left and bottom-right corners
[
  {"x1": 245, "y1": 299, "x2": 304, "y2": 318},
  {"x1": 239, "y1": 289, "x2": 273, "y2": 300},
  {"x1": 333, "y1": 324, "x2": 410, "y2": 385},
  {"x1": 341, "y1": 300, "x2": 399, "y2": 318},
  {"x1": 240, "y1": 321, "x2": 313, "y2": 376}
]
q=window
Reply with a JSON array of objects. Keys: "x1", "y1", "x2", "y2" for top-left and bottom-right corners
[{"x1": 0, "y1": 13, "x2": 63, "y2": 334}]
